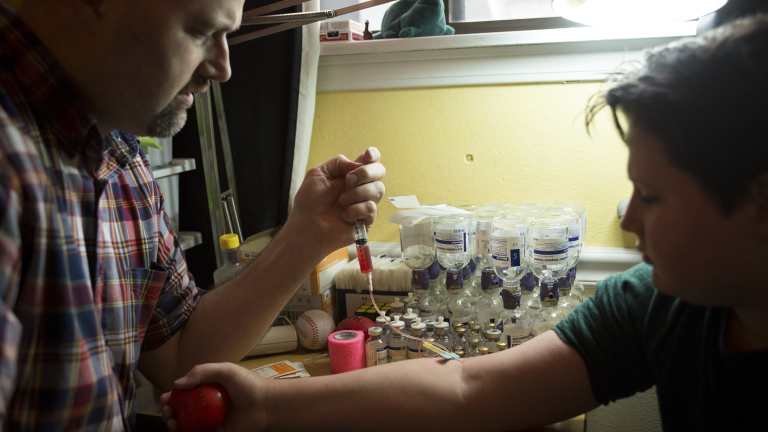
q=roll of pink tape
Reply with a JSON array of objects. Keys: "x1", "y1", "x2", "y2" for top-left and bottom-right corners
[{"x1": 327, "y1": 330, "x2": 365, "y2": 374}]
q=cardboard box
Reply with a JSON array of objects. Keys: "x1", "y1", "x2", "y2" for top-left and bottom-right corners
[
  {"x1": 307, "y1": 247, "x2": 348, "y2": 295},
  {"x1": 286, "y1": 247, "x2": 349, "y2": 318},
  {"x1": 320, "y1": 20, "x2": 364, "y2": 42},
  {"x1": 335, "y1": 289, "x2": 410, "y2": 322}
]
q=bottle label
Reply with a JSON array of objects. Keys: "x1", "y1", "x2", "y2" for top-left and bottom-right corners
[
  {"x1": 532, "y1": 238, "x2": 569, "y2": 266},
  {"x1": 407, "y1": 346, "x2": 422, "y2": 359},
  {"x1": 491, "y1": 237, "x2": 522, "y2": 268},
  {"x1": 507, "y1": 333, "x2": 533, "y2": 347},
  {"x1": 568, "y1": 222, "x2": 581, "y2": 249},
  {"x1": 376, "y1": 347, "x2": 389, "y2": 365},
  {"x1": 476, "y1": 221, "x2": 491, "y2": 256},
  {"x1": 434, "y1": 229, "x2": 468, "y2": 253},
  {"x1": 389, "y1": 346, "x2": 406, "y2": 361}
]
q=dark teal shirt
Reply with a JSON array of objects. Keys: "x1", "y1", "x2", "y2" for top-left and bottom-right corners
[{"x1": 555, "y1": 263, "x2": 767, "y2": 430}]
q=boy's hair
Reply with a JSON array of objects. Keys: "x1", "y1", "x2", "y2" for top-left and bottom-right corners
[{"x1": 587, "y1": 14, "x2": 768, "y2": 213}]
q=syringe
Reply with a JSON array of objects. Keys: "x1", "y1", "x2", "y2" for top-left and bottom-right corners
[{"x1": 353, "y1": 221, "x2": 373, "y2": 274}]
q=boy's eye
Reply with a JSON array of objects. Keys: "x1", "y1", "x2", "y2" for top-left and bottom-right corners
[{"x1": 637, "y1": 193, "x2": 659, "y2": 204}]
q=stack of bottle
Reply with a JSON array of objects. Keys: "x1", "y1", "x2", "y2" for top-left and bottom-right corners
[
  {"x1": 364, "y1": 263, "x2": 585, "y2": 367},
  {"x1": 363, "y1": 202, "x2": 588, "y2": 367}
]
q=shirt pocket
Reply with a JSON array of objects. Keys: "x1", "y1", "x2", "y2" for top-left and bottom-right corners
[{"x1": 126, "y1": 266, "x2": 168, "y2": 336}]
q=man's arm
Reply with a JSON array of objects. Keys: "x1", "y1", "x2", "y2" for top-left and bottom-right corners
[
  {"x1": 167, "y1": 331, "x2": 598, "y2": 431},
  {"x1": 140, "y1": 148, "x2": 385, "y2": 390}
]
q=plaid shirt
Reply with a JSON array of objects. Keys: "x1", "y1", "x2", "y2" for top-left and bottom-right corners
[{"x1": 0, "y1": 4, "x2": 202, "y2": 430}]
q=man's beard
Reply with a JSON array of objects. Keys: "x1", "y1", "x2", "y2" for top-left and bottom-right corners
[{"x1": 145, "y1": 97, "x2": 189, "y2": 137}]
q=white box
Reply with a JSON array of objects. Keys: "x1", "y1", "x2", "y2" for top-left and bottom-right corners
[{"x1": 320, "y1": 20, "x2": 364, "y2": 42}]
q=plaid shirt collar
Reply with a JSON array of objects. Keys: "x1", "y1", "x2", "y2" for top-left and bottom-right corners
[{"x1": 0, "y1": 1, "x2": 138, "y2": 178}]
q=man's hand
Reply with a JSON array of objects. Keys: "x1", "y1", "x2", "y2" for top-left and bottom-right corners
[
  {"x1": 161, "y1": 363, "x2": 269, "y2": 432},
  {"x1": 290, "y1": 147, "x2": 385, "y2": 252}
]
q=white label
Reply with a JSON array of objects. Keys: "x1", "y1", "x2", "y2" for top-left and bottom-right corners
[
  {"x1": 490, "y1": 237, "x2": 522, "y2": 267},
  {"x1": 507, "y1": 333, "x2": 533, "y2": 347},
  {"x1": 476, "y1": 221, "x2": 491, "y2": 256},
  {"x1": 434, "y1": 229, "x2": 467, "y2": 253},
  {"x1": 532, "y1": 238, "x2": 569, "y2": 265},
  {"x1": 376, "y1": 348, "x2": 389, "y2": 365},
  {"x1": 407, "y1": 347, "x2": 422, "y2": 359}
]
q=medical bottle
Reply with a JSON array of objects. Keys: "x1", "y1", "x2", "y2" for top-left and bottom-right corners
[
  {"x1": 366, "y1": 326, "x2": 388, "y2": 367},
  {"x1": 407, "y1": 321, "x2": 426, "y2": 359},
  {"x1": 213, "y1": 233, "x2": 244, "y2": 286},
  {"x1": 388, "y1": 318, "x2": 407, "y2": 362}
]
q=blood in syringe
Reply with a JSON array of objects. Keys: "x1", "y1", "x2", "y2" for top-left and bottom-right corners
[{"x1": 356, "y1": 239, "x2": 373, "y2": 273}]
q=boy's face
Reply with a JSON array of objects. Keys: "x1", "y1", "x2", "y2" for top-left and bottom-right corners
[
  {"x1": 86, "y1": 0, "x2": 244, "y2": 136},
  {"x1": 620, "y1": 126, "x2": 764, "y2": 307}
]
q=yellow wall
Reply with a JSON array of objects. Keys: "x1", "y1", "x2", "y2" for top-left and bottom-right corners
[{"x1": 308, "y1": 82, "x2": 634, "y2": 248}]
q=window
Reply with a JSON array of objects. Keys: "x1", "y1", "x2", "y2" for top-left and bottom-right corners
[
  {"x1": 447, "y1": 0, "x2": 584, "y2": 34},
  {"x1": 320, "y1": 0, "x2": 583, "y2": 34}
]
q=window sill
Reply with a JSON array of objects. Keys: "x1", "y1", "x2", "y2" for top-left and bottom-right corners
[{"x1": 317, "y1": 22, "x2": 697, "y2": 91}]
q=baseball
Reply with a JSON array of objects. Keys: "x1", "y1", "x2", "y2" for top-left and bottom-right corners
[{"x1": 295, "y1": 309, "x2": 336, "y2": 350}]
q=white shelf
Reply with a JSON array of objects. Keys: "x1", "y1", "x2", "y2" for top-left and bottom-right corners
[
  {"x1": 318, "y1": 22, "x2": 697, "y2": 91},
  {"x1": 152, "y1": 158, "x2": 196, "y2": 179},
  {"x1": 178, "y1": 231, "x2": 203, "y2": 251}
]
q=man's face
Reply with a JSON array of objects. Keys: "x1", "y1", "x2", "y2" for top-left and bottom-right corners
[
  {"x1": 93, "y1": 0, "x2": 243, "y2": 136},
  {"x1": 620, "y1": 126, "x2": 765, "y2": 307}
]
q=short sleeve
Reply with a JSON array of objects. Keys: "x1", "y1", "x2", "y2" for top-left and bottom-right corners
[{"x1": 554, "y1": 263, "x2": 656, "y2": 404}]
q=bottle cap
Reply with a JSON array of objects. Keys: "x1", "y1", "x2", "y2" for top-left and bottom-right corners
[
  {"x1": 219, "y1": 233, "x2": 240, "y2": 250},
  {"x1": 368, "y1": 326, "x2": 383, "y2": 336},
  {"x1": 391, "y1": 297, "x2": 404, "y2": 311},
  {"x1": 434, "y1": 320, "x2": 449, "y2": 330}
]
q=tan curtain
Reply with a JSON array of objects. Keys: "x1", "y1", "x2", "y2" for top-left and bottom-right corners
[{"x1": 289, "y1": 0, "x2": 321, "y2": 209}]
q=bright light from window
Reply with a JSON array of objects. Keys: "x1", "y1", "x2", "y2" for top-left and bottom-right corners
[
  {"x1": 552, "y1": 0, "x2": 728, "y2": 27},
  {"x1": 449, "y1": 0, "x2": 558, "y2": 23}
]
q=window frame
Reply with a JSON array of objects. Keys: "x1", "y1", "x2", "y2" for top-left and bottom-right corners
[{"x1": 443, "y1": 0, "x2": 586, "y2": 35}]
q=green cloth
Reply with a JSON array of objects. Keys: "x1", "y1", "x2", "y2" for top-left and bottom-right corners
[
  {"x1": 555, "y1": 263, "x2": 767, "y2": 430},
  {"x1": 375, "y1": 0, "x2": 454, "y2": 39}
]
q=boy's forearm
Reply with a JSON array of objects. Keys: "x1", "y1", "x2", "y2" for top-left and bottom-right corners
[{"x1": 265, "y1": 357, "x2": 469, "y2": 431}]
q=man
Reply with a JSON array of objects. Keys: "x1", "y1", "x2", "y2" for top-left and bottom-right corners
[
  {"x1": 165, "y1": 13, "x2": 768, "y2": 432},
  {"x1": 0, "y1": 0, "x2": 385, "y2": 429}
]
